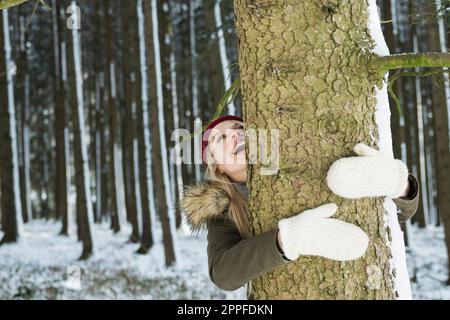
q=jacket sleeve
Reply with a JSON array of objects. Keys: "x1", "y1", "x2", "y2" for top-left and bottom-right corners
[
  {"x1": 206, "y1": 216, "x2": 290, "y2": 291},
  {"x1": 392, "y1": 174, "x2": 420, "y2": 223}
]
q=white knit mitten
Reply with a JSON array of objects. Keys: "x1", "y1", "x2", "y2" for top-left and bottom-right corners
[
  {"x1": 326, "y1": 143, "x2": 409, "y2": 199},
  {"x1": 277, "y1": 203, "x2": 369, "y2": 261}
]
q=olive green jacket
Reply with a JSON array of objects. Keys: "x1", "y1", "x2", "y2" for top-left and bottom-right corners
[{"x1": 180, "y1": 174, "x2": 419, "y2": 295}]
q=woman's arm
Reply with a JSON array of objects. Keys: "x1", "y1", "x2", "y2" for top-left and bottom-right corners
[
  {"x1": 205, "y1": 203, "x2": 369, "y2": 291},
  {"x1": 392, "y1": 174, "x2": 420, "y2": 223},
  {"x1": 206, "y1": 217, "x2": 289, "y2": 291}
]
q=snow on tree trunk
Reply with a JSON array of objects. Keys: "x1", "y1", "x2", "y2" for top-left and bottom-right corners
[
  {"x1": 214, "y1": 0, "x2": 235, "y2": 115},
  {"x1": 367, "y1": 0, "x2": 411, "y2": 299},
  {"x1": 146, "y1": 0, "x2": 179, "y2": 266},
  {"x1": 52, "y1": 0, "x2": 69, "y2": 235},
  {"x1": 427, "y1": 0, "x2": 450, "y2": 285},
  {"x1": 412, "y1": 21, "x2": 430, "y2": 226},
  {"x1": 16, "y1": 8, "x2": 32, "y2": 223},
  {"x1": 170, "y1": 50, "x2": 190, "y2": 235},
  {"x1": 105, "y1": 5, "x2": 122, "y2": 233},
  {"x1": 70, "y1": 0, "x2": 95, "y2": 259},
  {"x1": 190, "y1": 0, "x2": 201, "y2": 182},
  {"x1": 234, "y1": 0, "x2": 410, "y2": 299},
  {"x1": 136, "y1": 0, "x2": 156, "y2": 253},
  {"x1": 122, "y1": 0, "x2": 140, "y2": 243},
  {"x1": 0, "y1": 9, "x2": 23, "y2": 244}
]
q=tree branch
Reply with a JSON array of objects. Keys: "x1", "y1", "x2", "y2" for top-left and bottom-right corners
[
  {"x1": 378, "y1": 52, "x2": 450, "y2": 75},
  {"x1": 0, "y1": 0, "x2": 28, "y2": 10}
]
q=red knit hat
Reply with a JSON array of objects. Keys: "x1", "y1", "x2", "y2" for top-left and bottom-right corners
[{"x1": 202, "y1": 115, "x2": 243, "y2": 165}]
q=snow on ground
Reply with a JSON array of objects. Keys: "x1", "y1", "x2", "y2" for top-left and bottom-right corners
[
  {"x1": 0, "y1": 220, "x2": 245, "y2": 300},
  {"x1": 0, "y1": 221, "x2": 449, "y2": 300},
  {"x1": 408, "y1": 225, "x2": 450, "y2": 300}
]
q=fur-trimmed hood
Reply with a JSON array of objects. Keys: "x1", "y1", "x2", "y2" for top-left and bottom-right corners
[{"x1": 179, "y1": 180, "x2": 239, "y2": 232}]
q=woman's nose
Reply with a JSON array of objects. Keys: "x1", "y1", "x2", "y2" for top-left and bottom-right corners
[{"x1": 234, "y1": 128, "x2": 244, "y2": 140}]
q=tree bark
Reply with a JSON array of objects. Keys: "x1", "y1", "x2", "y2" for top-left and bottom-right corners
[
  {"x1": 122, "y1": 0, "x2": 140, "y2": 243},
  {"x1": 15, "y1": 5, "x2": 32, "y2": 224},
  {"x1": 203, "y1": 0, "x2": 226, "y2": 115},
  {"x1": 144, "y1": 0, "x2": 177, "y2": 266},
  {"x1": 136, "y1": 0, "x2": 156, "y2": 254},
  {"x1": 104, "y1": 4, "x2": 121, "y2": 233},
  {"x1": 0, "y1": 9, "x2": 22, "y2": 244},
  {"x1": 52, "y1": 0, "x2": 69, "y2": 234},
  {"x1": 67, "y1": 0, "x2": 94, "y2": 259},
  {"x1": 234, "y1": 0, "x2": 408, "y2": 299},
  {"x1": 410, "y1": 0, "x2": 427, "y2": 228},
  {"x1": 425, "y1": 2, "x2": 450, "y2": 284}
]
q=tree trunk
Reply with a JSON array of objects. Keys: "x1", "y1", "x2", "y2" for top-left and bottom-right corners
[
  {"x1": 144, "y1": 0, "x2": 177, "y2": 266},
  {"x1": 67, "y1": 0, "x2": 94, "y2": 260},
  {"x1": 203, "y1": 0, "x2": 226, "y2": 115},
  {"x1": 16, "y1": 5, "x2": 32, "y2": 224},
  {"x1": 92, "y1": 1, "x2": 108, "y2": 224},
  {"x1": 425, "y1": 2, "x2": 450, "y2": 284},
  {"x1": 104, "y1": 4, "x2": 121, "y2": 233},
  {"x1": 410, "y1": 0, "x2": 427, "y2": 228},
  {"x1": 136, "y1": 0, "x2": 156, "y2": 254},
  {"x1": 122, "y1": 0, "x2": 140, "y2": 243},
  {"x1": 234, "y1": 0, "x2": 410, "y2": 299},
  {"x1": 91, "y1": 0, "x2": 102, "y2": 224},
  {"x1": 52, "y1": 0, "x2": 69, "y2": 234},
  {"x1": 0, "y1": 9, "x2": 22, "y2": 244}
]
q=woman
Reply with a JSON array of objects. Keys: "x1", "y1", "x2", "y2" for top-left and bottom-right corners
[{"x1": 180, "y1": 115, "x2": 419, "y2": 298}]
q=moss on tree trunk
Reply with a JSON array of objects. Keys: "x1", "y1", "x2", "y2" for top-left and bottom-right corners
[
  {"x1": 0, "y1": 0, "x2": 28, "y2": 10},
  {"x1": 234, "y1": 0, "x2": 398, "y2": 299}
]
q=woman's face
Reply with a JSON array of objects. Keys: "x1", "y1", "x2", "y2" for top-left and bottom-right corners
[{"x1": 208, "y1": 120, "x2": 247, "y2": 181}]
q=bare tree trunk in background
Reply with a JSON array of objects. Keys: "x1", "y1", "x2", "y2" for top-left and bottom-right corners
[
  {"x1": 90, "y1": 1, "x2": 101, "y2": 224},
  {"x1": 52, "y1": 0, "x2": 69, "y2": 234},
  {"x1": 136, "y1": 0, "x2": 156, "y2": 254},
  {"x1": 421, "y1": 78, "x2": 437, "y2": 224},
  {"x1": 15, "y1": 5, "x2": 32, "y2": 224},
  {"x1": 104, "y1": 5, "x2": 121, "y2": 233},
  {"x1": 144, "y1": 0, "x2": 177, "y2": 266},
  {"x1": 38, "y1": 105, "x2": 51, "y2": 219},
  {"x1": 92, "y1": 2, "x2": 109, "y2": 225},
  {"x1": 0, "y1": 9, "x2": 22, "y2": 244},
  {"x1": 66, "y1": 1, "x2": 82, "y2": 241},
  {"x1": 425, "y1": 2, "x2": 450, "y2": 284},
  {"x1": 407, "y1": 0, "x2": 426, "y2": 228},
  {"x1": 158, "y1": 0, "x2": 174, "y2": 149},
  {"x1": 158, "y1": 0, "x2": 182, "y2": 230},
  {"x1": 67, "y1": 0, "x2": 94, "y2": 259},
  {"x1": 203, "y1": 0, "x2": 226, "y2": 115},
  {"x1": 184, "y1": 1, "x2": 195, "y2": 185},
  {"x1": 122, "y1": 0, "x2": 140, "y2": 243},
  {"x1": 203, "y1": 0, "x2": 225, "y2": 109},
  {"x1": 234, "y1": 0, "x2": 410, "y2": 299}
]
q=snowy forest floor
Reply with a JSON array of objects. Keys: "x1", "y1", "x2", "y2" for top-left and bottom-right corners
[
  {"x1": 0, "y1": 221, "x2": 449, "y2": 300},
  {"x1": 0, "y1": 221, "x2": 244, "y2": 299}
]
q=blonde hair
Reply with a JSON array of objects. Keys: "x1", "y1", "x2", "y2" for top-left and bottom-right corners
[
  {"x1": 204, "y1": 138, "x2": 251, "y2": 239},
  {"x1": 204, "y1": 130, "x2": 254, "y2": 298}
]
